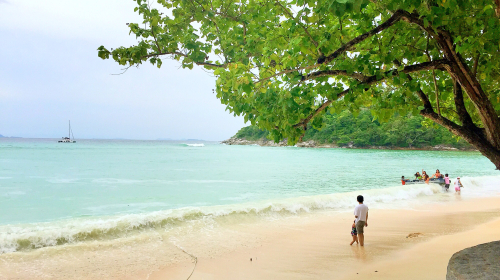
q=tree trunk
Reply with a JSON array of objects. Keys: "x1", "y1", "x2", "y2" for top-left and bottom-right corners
[
  {"x1": 433, "y1": 33, "x2": 500, "y2": 150},
  {"x1": 401, "y1": 11, "x2": 500, "y2": 159},
  {"x1": 457, "y1": 126, "x2": 500, "y2": 170},
  {"x1": 427, "y1": 34, "x2": 500, "y2": 169},
  {"x1": 420, "y1": 108, "x2": 500, "y2": 170},
  {"x1": 474, "y1": 141, "x2": 500, "y2": 170}
]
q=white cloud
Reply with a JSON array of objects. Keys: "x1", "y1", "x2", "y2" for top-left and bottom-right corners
[{"x1": 0, "y1": 0, "x2": 141, "y2": 43}]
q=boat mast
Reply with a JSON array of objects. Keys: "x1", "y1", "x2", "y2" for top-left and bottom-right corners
[
  {"x1": 70, "y1": 122, "x2": 75, "y2": 141},
  {"x1": 68, "y1": 120, "x2": 71, "y2": 139}
]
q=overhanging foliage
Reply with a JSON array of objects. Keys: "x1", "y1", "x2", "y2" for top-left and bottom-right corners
[{"x1": 99, "y1": 0, "x2": 500, "y2": 168}]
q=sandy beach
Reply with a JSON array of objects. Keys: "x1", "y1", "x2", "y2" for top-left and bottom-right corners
[
  {"x1": 149, "y1": 196, "x2": 500, "y2": 280},
  {"x1": 1, "y1": 195, "x2": 499, "y2": 280}
]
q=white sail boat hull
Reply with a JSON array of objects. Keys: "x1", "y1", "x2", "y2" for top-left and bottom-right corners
[{"x1": 58, "y1": 121, "x2": 76, "y2": 143}]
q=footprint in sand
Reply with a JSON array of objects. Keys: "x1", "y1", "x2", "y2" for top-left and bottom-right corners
[{"x1": 406, "y1": 232, "x2": 423, "y2": 238}]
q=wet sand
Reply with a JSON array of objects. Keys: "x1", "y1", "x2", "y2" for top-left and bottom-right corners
[
  {"x1": 1, "y1": 196, "x2": 500, "y2": 280},
  {"x1": 149, "y1": 196, "x2": 500, "y2": 280}
]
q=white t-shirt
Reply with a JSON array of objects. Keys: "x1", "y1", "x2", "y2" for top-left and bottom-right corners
[{"x1": 354, "y1": 204, "x2": 369, "y2": 224}]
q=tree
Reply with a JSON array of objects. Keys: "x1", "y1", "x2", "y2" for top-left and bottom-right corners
[{"x1": 98, "y1": 0, "x2": 500, "y2": 169}]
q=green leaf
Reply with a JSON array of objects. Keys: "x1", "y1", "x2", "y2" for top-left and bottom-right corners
[
  {"x1": 242, "y1": 83, "x2": 252, "y2": 94},
  {"x1": 152, "y1": 16, "x2": 159, "y2": 26}
]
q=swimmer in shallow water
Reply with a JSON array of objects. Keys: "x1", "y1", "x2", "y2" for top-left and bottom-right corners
[
  {"x1": 430, "y1": 169, "x2": 443, "y2": 179},
  {"x1": 454, "y1": 177, "x2": 464, "y2": 194},
  {"x1": 444, "y1": 174, "x2": 450, "y2": 191},
  {"x1": 422, "y1": 171, "x2": 430, "y2": 184},
  {"x1": 401, "y1": 176, "x2": 409, "y2": 185}
]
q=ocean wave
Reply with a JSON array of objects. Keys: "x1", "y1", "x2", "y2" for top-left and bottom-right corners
[
  {"x1": 2, "y1": 191, "x2": 26, "y2": 197},
  {"x1": 183, "y1": 143, "x2": 205, "y2": 147},
  {"x1": 1, "y1": 175, "x2": 498, "y2": 254},
  {"x1": 91, "y1": 178, "x2": 144, "y2": 184},
  {"x1": 47, "y1": 178, "x2": 79, "y2": 184}
]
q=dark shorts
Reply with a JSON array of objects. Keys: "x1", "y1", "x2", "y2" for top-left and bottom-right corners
[
  {"x1": 445, "y1": 184, "x2": 450, "y2": 189},
  {"x1": 356, "y1": 221, "x2": 365, "y2": 234}
]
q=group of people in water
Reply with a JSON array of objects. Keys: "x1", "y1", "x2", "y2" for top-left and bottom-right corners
[
  {"x1": 351, "y1": 172, "x2": 466, "y2": 246},
  {"x1": 401, "y1": 169, "x2": 464, "y2": 193}
]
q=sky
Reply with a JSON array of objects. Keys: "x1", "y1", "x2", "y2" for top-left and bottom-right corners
[{"x1": 0, "y1": 0, "x2": 246, "y2": 140}]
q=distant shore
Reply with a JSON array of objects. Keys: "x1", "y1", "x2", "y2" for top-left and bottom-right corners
[{"x1": 221, "y1": 137, "x2": 478, "y2": 151}]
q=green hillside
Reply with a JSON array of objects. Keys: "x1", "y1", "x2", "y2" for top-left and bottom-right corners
[{"x1": 234, "y1": 110, "x2": 470, "y2": 149}]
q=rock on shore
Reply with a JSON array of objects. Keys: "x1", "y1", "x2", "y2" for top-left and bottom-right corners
[
  {"x1": 221, "y1": 137, "x2": 288, "y2": 147},
  {"x1": 446, "y1": 241, "x2": 500, "y2": 280},
  {"x1": 221, "y1": 138, "x2": 338, "y2": 148}
]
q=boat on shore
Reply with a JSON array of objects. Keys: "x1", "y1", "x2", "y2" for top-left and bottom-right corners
[
  {"x1": 404, "y1": 178, "x2": 445, "y2": 186},
  {"x1": 58, "y1": 121, "x2": 76, "y2": 143}
]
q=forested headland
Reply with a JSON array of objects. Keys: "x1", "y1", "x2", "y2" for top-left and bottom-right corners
[{"x1": 229, "y1": 110, "x2": 471, "y2": 150}]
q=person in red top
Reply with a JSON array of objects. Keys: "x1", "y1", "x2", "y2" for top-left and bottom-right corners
[
  {"x1": 430, "y1": 169, "x2": 443, "y2": 179},
  {"x1": 401, "y1": 176, "x2": 408, "y2": 185}
]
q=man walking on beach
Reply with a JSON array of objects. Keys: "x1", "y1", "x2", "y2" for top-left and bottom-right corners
[{"x1": 354, "y1": 195, "x2": 369, "y2": 246}]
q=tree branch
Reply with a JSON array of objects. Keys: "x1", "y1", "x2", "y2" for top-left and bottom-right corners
[
  {"x1": 256, "y1": 10, "x2": 420, "y2": 85},
  {"x1": 143, "y1": 52, "x2": 227, "y2": 68},
  {"x1": 324, "y1": 10, "x2": 406, "y2": 64},
  {"x1": 453, "y1": 79, "x2": 476, "y2": 129},
  {"x1": 275, "y1": 1, "x2": 319, "y2": 50},
  {"x1": 472, "y1": 52, "x2": 480, "y2": 78},
  {"x1": 399, "y1": 9, "x2": 500, "y2": 149},
  {"x1": 419, "y1": 107, "x2": 465, "y2": 138},
  {"x1": 150, "y1": 28, "x2": 163, "y2": 54},
  {"x1": 303, "y1": 59, "x2": 449, "y2": 84},
  {"x1": 393, "y1": 59, "x2": 433, "y2": 110},
  {"x1": 425, "y1": 35, "x2": 440, "y2": 115},
  {"x1": 495, "y1": 0, "x2": 500, "y2": 18},
  {"x1": 292, "y1": 59, "x2": 449, "y2": 129},
  {"x1": 256, "y1": 64, "x2": 321, "y2": 83},
  {"x1": 301, "y1": 70, "x2": 369, "y2": 82},
  {"x1": 292, "y1": 91, "x2": 346, "y2": 129},
  {"x1": 401, "y1": 66, "x2": 490, "y2": 158}
]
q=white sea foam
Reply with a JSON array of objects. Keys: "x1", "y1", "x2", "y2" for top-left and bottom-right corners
[
  {"x1": 220, "y1": 192, "x2": 256, "y2": 201},
  {"x1": 2, "y1": 191, "x2": 26, "y2": 197},
  {"x1": 1, "y1": 175, "x2": 499, "y2": 254},
  {"x1": 91, "y1": 178, "x2": 144, "y2": 184},
  {"x1": 47, "y1": 178, "x2": 79, "y2": 184},
  {"x1": 185, "y1": 143, "x2": 205, "y2": 147}
]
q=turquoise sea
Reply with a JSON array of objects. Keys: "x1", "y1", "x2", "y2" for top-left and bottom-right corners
[{"x1": 1, "y1": 138, "x2": 499, "y2": 254}]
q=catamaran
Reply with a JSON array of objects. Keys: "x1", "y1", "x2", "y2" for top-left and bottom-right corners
[{"x1": 58, "y1": 121, "x2": 76, "y2": 143}]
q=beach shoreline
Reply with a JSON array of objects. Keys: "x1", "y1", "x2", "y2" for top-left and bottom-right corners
[
  {"x1": 2, "y1": 195, "x2": 499, "y2": 280},
  {"x1": 221, "y1": 137, "x2": 478, "y2": 151}
]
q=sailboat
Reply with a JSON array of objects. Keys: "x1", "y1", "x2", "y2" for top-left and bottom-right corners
[{"x1": 58, "y1": 121, "x2": 76, "y2": 143}]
